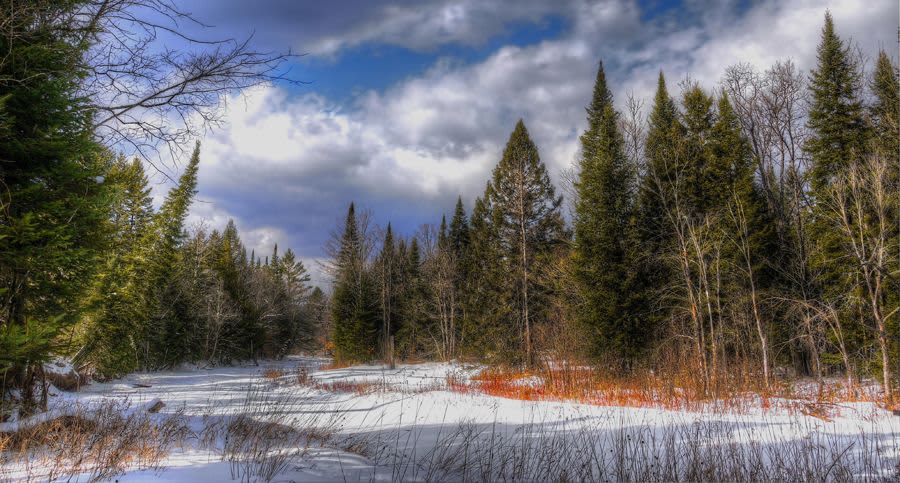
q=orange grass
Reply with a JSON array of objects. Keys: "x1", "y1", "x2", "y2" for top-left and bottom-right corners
[
  {"x1": 262, "y1": 367, "x2": 286, "y2": 380},
  {"x1": 451, "y1": 365, "x2": 886, "y2": 417}
]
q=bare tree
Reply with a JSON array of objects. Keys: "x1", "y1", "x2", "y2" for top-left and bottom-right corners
[
  {"x1": 823, "y1": 153, "x2": 898, "y2": 402},
  {"x1": 1, "y1": 0, "x2": 300, "y2": 172}
]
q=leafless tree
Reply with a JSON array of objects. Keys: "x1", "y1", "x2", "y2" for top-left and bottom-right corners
[
  {"x1": 822, "y1": 153, "x2": 898, "y2": 402},
  {"x1": 1, "y1": 0, "x2": 301, "y2": 173}
]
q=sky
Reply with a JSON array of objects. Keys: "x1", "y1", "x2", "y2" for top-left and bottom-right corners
[{"x1": 149, "y1": 0, "x2": 897, "y2": 286}]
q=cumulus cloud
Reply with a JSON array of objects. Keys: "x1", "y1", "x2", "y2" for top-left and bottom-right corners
[{"x1": 178, "y1": 0, "x2": 897, "y2": 284}]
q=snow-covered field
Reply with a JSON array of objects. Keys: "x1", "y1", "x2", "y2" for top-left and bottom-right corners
[{"x1": 2, "y1": 357, "x2": 899, "y2": 482}]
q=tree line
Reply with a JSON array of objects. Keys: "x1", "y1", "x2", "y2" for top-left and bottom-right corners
[{"x1": 328, "y1": 13, "x2": 898, "y2": 402}]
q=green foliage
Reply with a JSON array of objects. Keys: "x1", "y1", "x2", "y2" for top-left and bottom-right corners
[
  {"x1": 805, "y1": 12, "x2": 866, "y2": 192},
  {"x1": 479, "y1": 120, "x2": 565, "y2": 364},
  {"x1": 573, "y1": 62, "x2": 643, "y2": 366},
  {"x1": 331, "y1": 203, "x2": 380, "y2": 363},
  {"x1": 0, "y1": 0, "x2": 112, "y2": 404}
]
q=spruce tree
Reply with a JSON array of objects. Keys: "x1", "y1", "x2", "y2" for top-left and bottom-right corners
[
  {"x1": 632, "y1": 72, "x2": 684, "y2": 343},
  {"x1": 143, "y1": 143, "x2": 202, "y2": 368},
  {"x1": 680, "y1": 85, "x2": 715, "y2": 214},
  {"x1": 331, "y1": 203, "x2": 379, "y2": 363},
  {"x1": 805, "y1": 12, "x2": 866, "y2": 192},
  {"x1": 377, "y1": 223, "x2": 401, "y2": 361},
  {"x1": 460, "y1": 191, "x2": 510, "y2": 360},
  {"x1": 870, "y1": 50, "x2": 899, "y2": 164},
  {"x1": 805, "y1": 13, "x2": 869, "y2": 380},
  {"x1": 449, "y1": 196, "x2": 470, "y2": 259},
  {"x1": 573, "y1": 61, "x2": 641, "y2": 365},
  {"x1": 83, "y1": 157, "x2": 156, "y2": 376},
  {"x1": 0, "y1": 0, "x2": 111, "y2": 408},
  {"x1": 485, "y1": 120, "x2": 565, "y2": 365}
]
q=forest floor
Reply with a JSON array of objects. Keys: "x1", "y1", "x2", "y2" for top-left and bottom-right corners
[{"x1": 1, "y1": 356, "x2": 899, "y2": 482}]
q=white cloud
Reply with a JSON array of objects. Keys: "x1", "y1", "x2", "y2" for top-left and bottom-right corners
[{"x1": 185, "y1": 0, "x2": 898, "y2": 270}]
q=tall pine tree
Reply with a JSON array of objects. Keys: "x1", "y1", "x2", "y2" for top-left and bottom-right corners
[
  {"x1": 573, "y1": 61, "x2": 641, "y2": 366},
  {"x1": 331, "y1": 203, "x2": 379, "y2": 362},
  {"x1": 805, "y1": 12, "x2": 866, "y2": 192},
  {"x1": 485, "y1": 120, "x2": 565, "y2": 365}
]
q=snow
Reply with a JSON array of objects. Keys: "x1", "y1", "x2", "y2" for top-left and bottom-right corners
[{"x1": 3, "y1": 356, "x2": 899, "y2": 482}]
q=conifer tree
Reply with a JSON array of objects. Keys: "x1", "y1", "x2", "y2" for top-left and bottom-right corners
[
  {"x1": 485, "y1": 120, "x2": 565, "y2": 365},
  {"x1": 805, "y1": 13, "x2": 869, "y2": 382},
  {"x1": 805, "y1": 12, "x2": 866, "y2": 192},
  {"x1": 143, "y1": 143, "x2": 202, "y2": 367},
  {"x1": 573, "y1": 61, "x2": 641, "y2": 365},
  {"x1": 0, "y1": 0, "x2": 111, "y2": 408},
  {"x1": 870, "y1": 50, "x2": 899, "y2": 164},
  {"x1": 632, "y1": 72, "x2": 684, "y2": 341},
  {"x1": 376, "y1": 223, "x2": 401, "y2": 361},
  {"x1": 449, "y1": 196, "x2": 470, "y2": 259},
  {"x1": 331, "y1": 203, "x2": 379, "y2": 362},
  {"x1": 109, "y1": 158, "x2": 154, "y2": 254},
  {"x1": 680, "y1": 85, "x2": 715, "y2": 213},
  {"x1": 83, "y1": 157, "x2": 155, "y2": 376},
  {"x1": 460, "y1": 191, "x2": 509, "y2": 360}
]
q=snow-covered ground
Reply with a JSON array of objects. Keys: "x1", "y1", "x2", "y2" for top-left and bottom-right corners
[{"x1": 2, "y1": 357, "x2": 898, "y2": 482}]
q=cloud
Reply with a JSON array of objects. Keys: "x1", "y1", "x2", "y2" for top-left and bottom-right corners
[
  {"x1": 179, "y1": 0, "x2": 898, "y2": 284},
  {"x1": 181, "y1": 0, "x2": 578, "y2": 56}
]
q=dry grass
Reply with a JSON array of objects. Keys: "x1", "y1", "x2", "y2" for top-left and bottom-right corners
[
  {"x1": 262, "y1": 366, "x2": 286, "y2": 380},
  {"x1": 341, "y1": 412, "x2": 898, "y2": 482},
  {"x1": 0, "y1": 401, "x2": 191, "y2": 482},
  {"x1": 447, "y1": 364, "x2": 887, "y2": 418},
  {"x1": 197, "y1": 383, "x2": 344, "y2": 482}
]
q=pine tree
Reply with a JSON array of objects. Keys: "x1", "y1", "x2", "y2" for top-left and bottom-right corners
[
  {"x1": 331, "y1": 203, "x2": 379, "y2": 363},
  {"x1": 0, "y1": 2, "x2": 110, "y2": 407},
  {"x1": 805, "y1": 12, "x2": 866, "y2": 192},
  {"x1": 449, "y1": 196, "x2": 470, "y2": 259},
  {"x1": 142, "y1": 143, "x2": 202, "y2": 368},
  {"x1": 632, "y1": 72, "x2": 684, "y2": 344},
  {"x1": 573, "y1": 61, "x2": 641, "y2": 365},
  {"x1": 485, "y1": 120, "x2": 565, "y2": 365},
  {"x1": 870, "y1": 50, "x2": 899, "y2": 164}
]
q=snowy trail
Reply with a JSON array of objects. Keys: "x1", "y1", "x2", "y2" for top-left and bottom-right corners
[{"x1": 3, "y1": 356, "x2": 899, "y2": 482}]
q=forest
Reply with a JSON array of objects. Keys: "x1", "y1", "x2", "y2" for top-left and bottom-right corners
[
  {"x1": 0, "y1": 0, "x2": 897, "y2": 422},
  {"x1": 325, "y1": 11, "x2": 899, "y2": 406}
]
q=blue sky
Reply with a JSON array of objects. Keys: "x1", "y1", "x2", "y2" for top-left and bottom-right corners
[{"x1": 148, "y1": 0, "x2": 897, "y2": 285}]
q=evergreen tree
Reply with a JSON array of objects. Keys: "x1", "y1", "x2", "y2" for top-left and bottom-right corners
[
  {"x1": 331, "y1": 203, "x2": 379, "y2": 362},
  {"x1": 485, "y1": 120, "x2": 565, "y2": 365},
  {"x1": 460, "y1": 191, "x2": 510, "y2": 361},
  {"x1": 680, "y1": 85, "x2": 715, "y2": 213},
  {"x1": 573, "y1": 61, "x2": 641, "y2": 365},
  {"x1": 805, "y1": 12, "x2": 866, "y2": 192},
  {"x1": 0, "y1": 1, "x2": 110, "y2": 408},
  {"x1": 805, "y1": 13, "x2": 869, "y2": 381},
  {"x1": 632, "y1": 72, "x2": 684, "y2": 344},
  {"x1": 376, "y1": 223, "x2": 401, "y2": 361},
  {"x1": 870, "y1": 50, "x2": 899, "y2": 164},
  {"x1": 449, "y1": 196, "x2": 470, "y2": 259},
  {"x1": 140, "y1": 143, "x2": 202, "y2": 368},
  {"x1": 109, "y1": 158, "x2": 154, "y2": 254},
  {"x1": 82, "y1": 158, "x2": 156, "y2": 377}
]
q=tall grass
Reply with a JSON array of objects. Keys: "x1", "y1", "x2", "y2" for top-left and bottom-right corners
[
  {"x1": 0, "y1": 400, "x2": 191, "y2": 482},
  {"x1": 340, "y1": 411, "x2": 898, "y2": 482}
]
